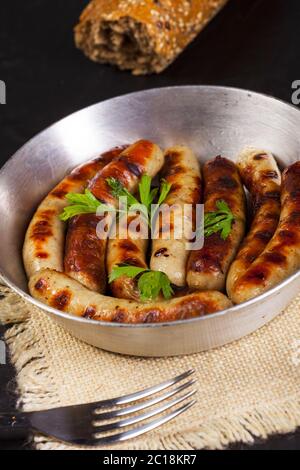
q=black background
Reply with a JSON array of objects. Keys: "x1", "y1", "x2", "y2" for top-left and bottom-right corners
[{"x1": 1, "y1": 0, "x2": 300, "y2": 450}]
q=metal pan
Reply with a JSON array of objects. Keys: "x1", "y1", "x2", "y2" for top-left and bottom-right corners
[{"x1": 1, "y1": 86, "x2": 300, "y2": 357}]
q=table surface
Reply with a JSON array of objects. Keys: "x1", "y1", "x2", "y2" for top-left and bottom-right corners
[{"x1": 0, "y1": 0, "x2": 300, "y2": 450}]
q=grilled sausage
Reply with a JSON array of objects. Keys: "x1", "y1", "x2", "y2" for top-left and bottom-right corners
[
  {"x1": 228, "y1": 161, "x2": 300, "y2": 304},
  {"x1": 29, "y1": 269, "x2": 232, "y2": 323},
  {"x1": 64, "y1": 140, "x2": 164, "y2": 293},
  {"x1": 226, "y1": 148, "x2": 281, "y2": 298},
  {"x1": 150, "y1": 146, "x2": 202, "y2": 286},
  {"x1": 23, "y1": 150, "x2": 119, "y2": 278},
  {"x1": 187, "y1": 156, "x2": 246, "y2": 291},
  {"x1": 107, "y1": 213, "x2": 148, "y2": 301},
  {"x1": 63, "y1": 147, "x2": 125, "y2": 292}
]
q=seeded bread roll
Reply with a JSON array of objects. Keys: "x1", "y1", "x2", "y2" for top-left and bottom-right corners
[{"x1": 74, "y1": 0, "x2": 229, "y2": 75}]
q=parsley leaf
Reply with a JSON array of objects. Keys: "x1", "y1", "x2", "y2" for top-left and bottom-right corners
[
  {"x1": 137, "y1": 270, "x2": 174, "y2": 301},
  {"x1": 138, "y1": 175, "x2": 158, "y2": 211},
  {"x1": 157, "y1": 178, "x2": 172, "y2": 206},
  {"x1": 204, "y1": 200, "x2": 235, "y2": 240},
  {"x1": 106, "y1": 177, "x2": 138, "y2": 207},
  {"x1": 109, "y1": 264, "x2": 174, "y2": 301},
  {"x1": 151, "y1": 178, "x2": 172, "y2": 225},
  {"x1": 59, "y1": 189, "x2": 115, "y2": 221},
  {"x1": 60, "y1": 174, "x2": 172, "y2": 227},
  {"x1": 107, "y1": 174, "x2": 172, "y2": 228},
  {"x1": 137, "y1": 271, "x2": 161, "y2": 301},
  {"x1": 108, "y1": 264, "x2": 147, "y2": 283}
]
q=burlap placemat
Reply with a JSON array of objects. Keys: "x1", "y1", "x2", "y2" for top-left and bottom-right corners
[{"x1": 1, "y1": 282, "x2": 300, "y2": 450}]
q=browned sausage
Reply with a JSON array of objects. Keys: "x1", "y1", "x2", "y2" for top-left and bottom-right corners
[
  {"x1": 108, "y1": 145, "x2": 202, "y2": 300},
  {"x1": 107, "y1": 213, "x2": 148, "y2": 301},
  {"x1": 226, "y1": 148, "x2": 281, "y2": 298},
  {"x1": 228, "y1": 161, "x2": 300, "y2": 304},
  {"x1": 29, "y1": 269, "x2": 232, "y2": 323},
  {"x1": 64, "y1": 140, "x2": 164, "y2": 293},
  {"x1": 23, "y1": 150, "x2": 119, "y2": 278},
  {"x1": 150, "y1": 146, "x2": 202, "y2": 286},
  {"x1": 64, "y1": 147, "x2": 125, "y2": 292},
  {"x1": 186, "y1": 156, "x2": 246, "y2": 291}
]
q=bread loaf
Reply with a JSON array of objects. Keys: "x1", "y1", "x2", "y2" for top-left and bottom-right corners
[{"x1": 75, "y1": 0, "x2": 229, "y2": 75}]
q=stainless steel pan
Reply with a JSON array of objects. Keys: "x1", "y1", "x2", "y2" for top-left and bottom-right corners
[{"x1": 1, "y1": 86, "x2": 300, "y2": 356}]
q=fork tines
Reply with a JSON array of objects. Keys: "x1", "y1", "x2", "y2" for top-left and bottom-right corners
[{"x1": 87, "y1": 369, "x2": 197, "y2": 445}]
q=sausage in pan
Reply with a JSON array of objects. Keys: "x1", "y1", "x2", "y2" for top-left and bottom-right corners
[
  {"x1": 150, "y1": 146, "x2": 202, "y2": 286},
  {"x1": 23, "y1": 150, "x2": 119, "y2": 278},
  {"x1": 226, "y1": 148, "x2": 281, "y2": 298},
  {"x1": 228, "y1": 161, "x2": 300, "y2": 304},
  {"x1": 107, "y1": 213, "x2": 148, "y2": 301},
  {"x1": 64, "y1": 140, "x2": 164, "y2": 293},
  {"x1": 29, "y1": 269, "x2": 232, "y2": 323},
  {"x1": 187, "y1": 156, "x2": 246, "y2": 291},
  {"x1": 63, "y1": 147, "x2": 125, "y2": 292}
]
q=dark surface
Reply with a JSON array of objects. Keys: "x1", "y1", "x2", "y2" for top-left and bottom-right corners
[{"x1": 0, "y1": 0, "x2": 299, "y2": 450}]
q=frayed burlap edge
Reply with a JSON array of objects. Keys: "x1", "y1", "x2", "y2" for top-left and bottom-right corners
[{"x1": 1, "y1": 282, "x2": 299, "y2": 450}]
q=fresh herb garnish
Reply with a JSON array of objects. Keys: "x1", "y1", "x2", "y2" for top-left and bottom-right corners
[
  {"x1": 138, "y1": 175, "x2": 158, "y2": 214},
  {"x1": 59, "y1": 189, "x2": 115, "y2": 221},
  {"x1": 106, "y1": 175, "x2": 147, "y2": 224},
  {"x1": 61, "y1": 174, "x2": 172, "y2": 223},
  {"x1": 107, "y1": 174, "x2": 171, "y2": 225},
  {"x1": 108, "y1": 265, "x2": 146, "y2": 283},
  {"x1": 151, "y1": 178, "x2": 172, "y2": 225},
  {"x1": 157, "y1": 178, "x2": 172, "y2": 206},
  {"x1": 137, "y1": 270, "x2": 174, "y2": 302},
  {"x1": 106, "y1": 177, "x2": 138, "y2": 208},
  {"x1": 204, "y1": 200, "x2": 235, "y2": 240},
  {"x1": 109, "y1": 264, "x2": 174, "y2": 301}
]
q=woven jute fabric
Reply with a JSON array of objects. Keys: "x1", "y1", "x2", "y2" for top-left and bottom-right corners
[{"x1": 1, "y1": 282, "x2": 300, "y2": 450}]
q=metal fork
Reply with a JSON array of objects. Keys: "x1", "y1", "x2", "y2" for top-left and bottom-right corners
[{"x1": 0, "y1": 369, "x2": 196, "y2": 446}]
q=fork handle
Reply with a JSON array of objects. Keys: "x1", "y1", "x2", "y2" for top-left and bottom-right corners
[{"x1": 0, "y1": 412, "x2": 30, "y2": 440}]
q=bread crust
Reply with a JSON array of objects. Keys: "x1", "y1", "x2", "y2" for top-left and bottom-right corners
[{"x1": 74, "y1": 0, "x2": 229, "y2": 74}]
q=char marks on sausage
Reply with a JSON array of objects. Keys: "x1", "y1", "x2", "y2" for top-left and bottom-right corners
[
  {"x1": 29, "y1": 269, "x2": 232, "y2": 323},
  {"x1": 226, "y1": 148, "x2": 282, "y2": 301},
  {"x1": 65, "y1": 141, "x2": 164, "y2": 293},
  {"x1": 187, "y1": 156, "x2": 246, "y2": 292},
  {"x1": 229, "y1": 161, "x2": 300, "y2": 304}
]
